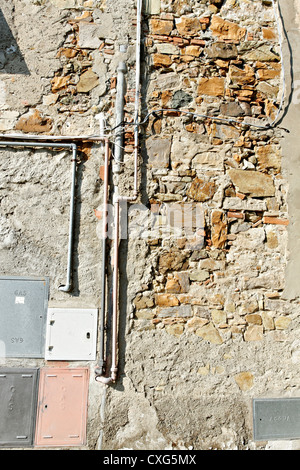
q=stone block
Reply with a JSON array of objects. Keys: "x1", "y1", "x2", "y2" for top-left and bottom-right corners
[
  {"x1": 210, "y1": 16, "x2": 246, "y2": 41},
  {"x1": 157, "y1": 304, "x2": 192, "y2": 318},
  {"x1": 77, "y1": 69, "x2": 99, "y2": 93},
  {"x1": 195, "y1": 322, "x2": 223, "y2": 344},
  {"x1": 206, "y1": 42, "x2": 238, "y2": 59},
  {"x1": 187, "y1": 177, "x2": 217, "y2": 202},
  {"x1": 146, "y1": 136, "x2": 172, "y2": 168},
  {"x1": 228, "y1": 169, "x2": 275, "y2": 197},
  {"x1": 198, "y1": 77, "x2": 225, "y2": 97},
  {"x1": 175, "y1": 17, "x2": 201, "y2": 37},
  {"x1": 78, "y1": 22, "x2": 103, "y2": 49},
  {"x1": 150, "y1": 19, "x2": 173, "y2": 35}
]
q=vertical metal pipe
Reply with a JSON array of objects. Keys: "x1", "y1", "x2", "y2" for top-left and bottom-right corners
[
  {"x1": 59, "y1": 143, "x2": 77, "y2": 293},
  {"x1": 97, "y1": 139, "x2": 110, "y2": 375},
  {"x1": 114, "y1": 62, "x2": 127, "y2": 170},
  {"x1": 110, "y1": 197, "x2": 120, "y2": 382}
]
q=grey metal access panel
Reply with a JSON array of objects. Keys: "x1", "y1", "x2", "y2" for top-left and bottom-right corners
[
  {"x1": 0, "y1": 368, "x2": 39, "y2": 447},
  {"x1": 253, "y1": 398, "x2": 300, "y2": 441},
  {"x1": 0, "y1": 276, "x2": 49, "y2": 358}
]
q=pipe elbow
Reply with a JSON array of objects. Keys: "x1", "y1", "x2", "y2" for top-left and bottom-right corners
[
  {"x1": 95, "y1": 375, "x2": 115, "y2": 385},
  {"x1": 58, "y1": 283, "x2": 72, "y2": 292}
]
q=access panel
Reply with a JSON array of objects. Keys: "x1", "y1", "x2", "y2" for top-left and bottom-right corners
[
  {"x1": 35, "y1": 367, "x2": 89, "y2": 447},
  {"x1": 45, "y1": 308, "x2": 98, "y2": 361},
  {"x1": 0, "y1": 368, "x2": 39, "y2": 447},
  {"x1": 253, "y1": 398, "x2": 300, "y2": 440},
  {"x1": 0, "y1": 276, "x2": 49, "y2": 358}
]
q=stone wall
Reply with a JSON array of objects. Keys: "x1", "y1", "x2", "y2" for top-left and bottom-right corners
[{"x1": 0, "y1": 0, "x2": 300, "y2": 451}]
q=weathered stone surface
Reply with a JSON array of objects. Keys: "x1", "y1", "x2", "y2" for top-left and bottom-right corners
[
  {"x1": 184, "y1": 45, "x2": 202, "y2": 57},
  {"x1": 256, "y1": 144, "x2": 281, "y2": 174},
  {"x1": 275, "y1": 316, "x2": 292, "y2": 330},
  {"x1": 257, "y1": 68, "x2": 280, "y2": 80},
  {"x1": 257, "y1": 83, "x2": 279, "y2": 101},
  {"x1": 152, "y1": 53, "x2": 172, "y2": 68},
  {"x1": 211, "y1": 210, "x2": 227, "y2": 248},
  {"x1": 210, "y1": 16, "x2": 246, "y2": 41},
  {"x1": 244, "y1": 325, "x2": 264, "y2": 342},
  {"x1": 190, "y1": 270, "x2": 210, "y2": 282},
  {"x1": 78, "y1": 22, "x2": 102, "y2": 49},
  {"x1": 0, "y1": 110, "x2": 19, "y2": 131},
  {"x1": 261, "y1": 312, "x2": 275, "y2": 330},
  {"x1": 198, "y1": 77, "x2": 225, "y2": 97},
  {"x1": 171, "y1": 90, "x2": 193, "y2": 109},
  {"x1": 157, "y1": 305, "x2": 192, "y2": 318},
  {"x1": 155, "y1": 294, "x2": 179, "y2": 307},
  {"x1": 150, "y1": 18, "x2": 174, "y2": 35},
  {"x1": 234, "y1": 372, "x2": 254, "y2": 391},
  {"x1": 206, "y1": 42, "x2": 238, "y2": 59},
  {"x1": 158, "y1": 251, "x2": 188, "y2": 274},
  {"x1": 195, "y1": 322, "x2": 223, "y2": 344},
  {"x1": 134, "y1": 293, "x2": 155, "y2": 310},
  {"x1": 211, "y1": 309, "x2": 226, "y2": 325},
  {"x1": 15, "y1": 109, "x2": 52, "y2": 133},
  {"x1": 240, "y1": 44, "x2": 280, "y2": 61},
  {"x1": 146, "y1": 136, "x2": 172, "y2": 168},
  {"x1": 77, "y1": 69, "x2": 99, "y2": 93},
  {"x1": 245, "y1": 314, "x2": 262, "y2": 325},
  {"x1": 51, "y1": 75, "x2": 70, "y2": 92},
  {"x1": 220, "y1": 102, "x2": 245, "y2": 117},
  {"x1": 228, "y1": 169, "x2": 275, "y2": 197},
  {"x1": 187, "y1": 178, "x2": 217, "y2": 202},
  {"x1": 210, "y1": 123, "x2": 241, "y2": 140},
  {"x1": 165, "y1": 323, "x2": 184, "y2": 336},
  {"x1": 176, "y1": 17, "x2": 201, "y2": 37},
  {"x1": 229, "y1": 65, "x2": 256, "y2": 85},
  {"x1": 186, "y1": 316, "x2": 209, "y2": 332}
]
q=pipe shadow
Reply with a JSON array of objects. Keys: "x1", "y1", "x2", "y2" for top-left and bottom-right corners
[
  {"x1": 0, "y1": 8, "x2": 29, "y2": 75},
  {"x1": 274, "y1": 0, "x2": 294, "y2": 129}
]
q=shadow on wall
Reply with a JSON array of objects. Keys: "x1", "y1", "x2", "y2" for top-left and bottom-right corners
[{"x1": 0, "y1": 8, "x2": 29, "y2": 75}]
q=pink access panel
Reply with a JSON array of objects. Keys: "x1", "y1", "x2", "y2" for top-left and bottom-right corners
[{"x1": 34, "y1": 367, "x2": 90, "y2": 447}]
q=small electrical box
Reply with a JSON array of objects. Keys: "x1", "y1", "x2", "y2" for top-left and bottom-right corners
[
  {"x1": 253, "y1": 398, "x2": 300, "y2": 441},
  {"x1": 0, "y1": 276, "x2": 49, "y2": 358},
  {"x1": 0, "y1": 368, "x2": 39, "y2": 447},
  {"x1": 45, "y1": 308, "x2": 98, "y2": 361},
  {"x1": 35, "y1": 367, "x2": 89, "y2": 447}
]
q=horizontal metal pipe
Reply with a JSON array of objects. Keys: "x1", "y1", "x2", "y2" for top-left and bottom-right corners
[{"x1": 0, "y1": 134, "x2": 105, "y2": 142}]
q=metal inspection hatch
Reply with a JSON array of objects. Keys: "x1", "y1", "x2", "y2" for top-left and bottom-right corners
[
  {"x1": 253, "y1": 398, "x2": 300, "y2": 441},
  {"x1": 0, "y1": 276, "x2": 49, "y2": 358},
  {"x1": 45, "y1": 308, "x2": 98, "y2": 361},
  {"x1": 35, "y1": 367, "x2": 89, "y2": 447},
  {"x1": 0, "y1": 368, "x2": 39, "y2": 447}
]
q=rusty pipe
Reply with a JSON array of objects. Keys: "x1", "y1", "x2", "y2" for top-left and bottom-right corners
[
  {"x1": 95, "y1": 139, "x2": 110, "y2": 376},
  {"x1": 95, "y1": 197, "x2": 119, "y2": 385}
]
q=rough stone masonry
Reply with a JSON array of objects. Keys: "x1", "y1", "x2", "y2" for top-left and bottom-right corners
[{"x1": 1, "y1": 0, "x2": 300, "y2": 451}]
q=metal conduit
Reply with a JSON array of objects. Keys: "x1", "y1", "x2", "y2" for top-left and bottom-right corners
[
  {"x1": 0, "y1": 140, "x2": 77, "y2": 293},
  {"x1": 96, "y1": 139, "x2": 110, "y2": 375},
  {"x1": 95, "y1": 0, "x2": 142, "y2": 385}
]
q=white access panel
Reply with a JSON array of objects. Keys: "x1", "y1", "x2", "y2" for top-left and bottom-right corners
[{"x1": 45, "y1": 308, "x2": 98, "y2": 361}]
